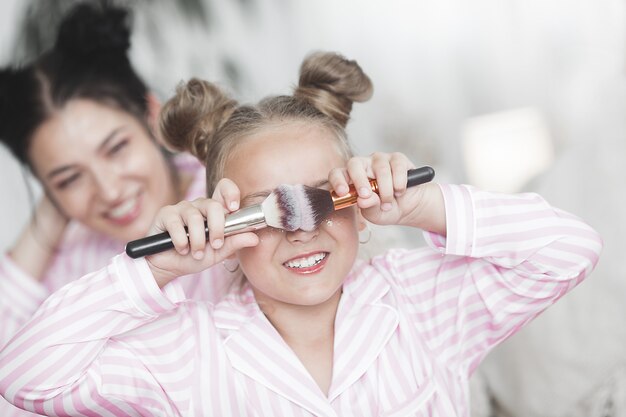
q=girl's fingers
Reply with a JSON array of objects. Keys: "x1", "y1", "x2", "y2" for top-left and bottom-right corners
[
  {"x1": 212, "y1": 178, "x2": 241, "y2": 212},
  {"x1": 389, "y1": 152, "x2": 413, "y2": 197},
  {"x1": 346, "y1": 157, "x2": 373, "y2": 198},
  {"x1": 159, "y1": 206, "x2": 190, "y2": 255},
  {"x1": 186, "y1": 198, "x2": 228, "y2": 257},
  {"x1": 204, "y1": 200, "x2": 226, "y2": 251},
  {"x1": 338, "y1": 152, "x2": 417, "y2": 214},
  {"x1": 153, "y1": 197, "x2": 230, "y2": 260},
  {"x1": 370, "y1": 153, "x2": 394, "y2": 210},
  {"x1": 328, "y1": 167, "x2": 351, "y2": 196},
  {"x1": 183, "y1": 200, "x2": 209, "y2": 259}
]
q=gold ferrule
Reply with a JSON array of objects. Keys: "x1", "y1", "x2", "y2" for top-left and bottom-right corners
[{"x1": 331, "y1": 179, "x2": 379, "y2": 210}]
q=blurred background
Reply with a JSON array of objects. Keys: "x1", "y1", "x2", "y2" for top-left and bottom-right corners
[{"x1": 0, "y1": 1, "x2": 624, "y2": 416}]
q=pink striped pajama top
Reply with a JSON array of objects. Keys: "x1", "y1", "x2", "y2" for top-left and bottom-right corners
[
  {"x1": 0, "y1": 154, "x2": 232, "y2": 417},
  {"x1": 0, "y1": 184, "x2": 602, "y2": 416}
]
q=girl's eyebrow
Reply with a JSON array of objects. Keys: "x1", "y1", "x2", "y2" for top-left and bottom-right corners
[{"x1": 240, "y1": 179, "x2": 330, "y2": 206}]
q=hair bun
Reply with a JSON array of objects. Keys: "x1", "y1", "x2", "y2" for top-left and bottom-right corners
[
  {"x1": 159, "y1": 79, "x2": 238, "y2": 163},
  {"x1": 55, "y1": 3, "x2": 131, "y2": 58},
  {"x1": 0, "y1": 66, "x2": 38, "y2": 161},
  {"x1": 295, "y1": 51, "x2": 373, "y2": 127}
]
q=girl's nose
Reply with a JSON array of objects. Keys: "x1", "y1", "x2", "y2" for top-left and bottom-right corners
[{"x1": 286, "y1": 227, "x2": 319, "y2": 244}]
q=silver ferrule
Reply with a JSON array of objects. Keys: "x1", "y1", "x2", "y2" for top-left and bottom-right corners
[{"x1": 223, "y1": 205, "x2": 267, "y2": 236}]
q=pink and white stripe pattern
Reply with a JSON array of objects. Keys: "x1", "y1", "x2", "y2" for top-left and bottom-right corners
[
  {"x1": 0, "y1": 154, "x2": 233, "y2": 417},
  {"x1": 0, "y1": 184, "x2": 602, "y2": 416}
]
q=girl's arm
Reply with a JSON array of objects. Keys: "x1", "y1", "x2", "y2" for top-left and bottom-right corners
[
  {"x1": 0, "y1": 256, "x2": 49, "y2": 349},
  {"x1": 330, "y1": 152, "x2": 601, "y2": 375},
  {"x1": 0, "y1": 182, "x2": 255, "y2": 415},
  {"x1": 383, "y1": 183, "x2": 602, "y2": 375},
  {"x1": 0, "y1": 254, "x2": 192, "y2": 416}
]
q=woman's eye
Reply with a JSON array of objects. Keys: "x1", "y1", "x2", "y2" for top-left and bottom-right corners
[
  {"x1": 56, "y1": 173, "x2": 81, "y2": 189},
  {"x1": 108, "y1": 139, "x2": 128, "y2": 155}
]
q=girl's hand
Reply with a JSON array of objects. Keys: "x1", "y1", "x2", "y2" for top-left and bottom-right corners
[
  {"x1": 328, "y1": 152, "x2": 445, "y2": 233},
  {"x1": 145, "y1": 179, "x2": 259, "y2": 287}
]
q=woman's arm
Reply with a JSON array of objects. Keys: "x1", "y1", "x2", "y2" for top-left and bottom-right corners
[{"x1": 1, "y1": 197, "x2": 68, "y2": 352}]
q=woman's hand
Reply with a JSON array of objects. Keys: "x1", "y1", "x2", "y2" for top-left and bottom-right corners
[
  {"x1": 145, "y1": 179, "x2": 259, "y2": 287},
  {"x1": 328, "y1": 152, "x2": 445, "y2": 233},
  {"x1": 9, "y1": 195, "x2": 69, "y2": 281}
]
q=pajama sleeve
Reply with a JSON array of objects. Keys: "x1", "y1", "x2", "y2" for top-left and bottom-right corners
[
  {"x1": 0, "y1": 254, "x2": 195, "y2": 416},
  {"x1": 381, "y1": 184, "x2": 602, "y2": 376}
]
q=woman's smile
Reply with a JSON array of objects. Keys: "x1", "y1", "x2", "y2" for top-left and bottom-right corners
[{"x1": 103, "y1": 192, "x2": 143, "y2": 226}]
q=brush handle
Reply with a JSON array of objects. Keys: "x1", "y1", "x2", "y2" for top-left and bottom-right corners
[
  {"x1": 407, "y1": 166, "x2": 435, "y2": 188},
  {"x1": 125, "y1": 205, "x2": 266, "y2": 258}
]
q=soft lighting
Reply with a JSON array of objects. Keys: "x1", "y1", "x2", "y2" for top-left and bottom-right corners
[{"x1": 461, "y1": 107, "x2": 555, "y2": 193}]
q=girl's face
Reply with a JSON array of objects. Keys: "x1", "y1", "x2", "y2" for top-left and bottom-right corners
[
  {"x1": 29, "y1": 99, "x2": 176, "y2": 242},
  {"x1": 224, "y1": 123, "x2": 361, "y2": 308}
]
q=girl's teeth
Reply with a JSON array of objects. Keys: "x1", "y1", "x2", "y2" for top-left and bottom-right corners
[
  {"x1": 109, "y1": 197, "x2": 137, "y2": 219},
  {"x1": 284, "y1": 253, "x2": 327, "y2": 269}
]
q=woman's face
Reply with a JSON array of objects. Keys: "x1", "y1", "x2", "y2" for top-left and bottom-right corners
[
  {"x1": 29, "y1": 99, "x2": 176, "y2": 242},
  {"x1": 224, "y1": 122, "x2": 361, "y2": 309}
]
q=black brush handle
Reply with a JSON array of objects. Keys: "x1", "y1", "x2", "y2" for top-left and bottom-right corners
[
  {"x1": 407, "y1": 166, "x2": 435, "y2": 188},
  {"x1": 126, "y1": 205, "x2": 266, "y2": 259},
  {"x1": 125, "y1": 226, "x2": 208, "y2": 259}
]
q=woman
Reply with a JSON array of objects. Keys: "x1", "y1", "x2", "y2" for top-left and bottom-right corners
[{"x1": 0, "y1": 4, "x2": 228, "y2": 414}]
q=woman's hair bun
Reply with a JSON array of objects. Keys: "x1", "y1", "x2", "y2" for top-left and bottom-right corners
[
  {"x1": 55, "y1": 2, "x2": 131, "y2": 58},
  {"x1": 295, "y1": 51, "x2": 373, "y2": 127},
  {"x1": 0, "y1": 66, "x2": 39, "y2": 162}
]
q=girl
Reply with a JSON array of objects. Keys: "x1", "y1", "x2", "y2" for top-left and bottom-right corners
[
  {"x1": 0, "y1": 4, "x2": 229, "y2": 415},
  {"x1": 0, "y1": 52, "x2": 602, "y2": 416}
]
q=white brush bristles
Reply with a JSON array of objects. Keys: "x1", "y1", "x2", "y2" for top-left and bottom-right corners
[
  {"x1": 261, "y1": 184, "x2": 334, "y2": 232},
  {"x1": 262, "y1": 185, "x2": 300, "y2": 231}
]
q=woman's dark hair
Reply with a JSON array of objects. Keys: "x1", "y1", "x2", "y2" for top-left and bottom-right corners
[{"x1": 0, "y1": 1, "x2": 149, "y2": 170}]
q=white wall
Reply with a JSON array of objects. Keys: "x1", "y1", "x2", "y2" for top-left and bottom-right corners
[{"x1": 0, "y1": 0, "x2": 32, "y2": 250}]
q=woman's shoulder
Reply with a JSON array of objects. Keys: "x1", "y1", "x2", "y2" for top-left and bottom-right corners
[
  {"x1": 172, "y1": 152, "x2": 207, "y2": 200},
  {"x1": 172, "y1": 152, "x2": 204, "y2": 173}
]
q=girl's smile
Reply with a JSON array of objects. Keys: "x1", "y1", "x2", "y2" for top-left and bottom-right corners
[{"x1": 282, "y1": 251, "x2": 329, "y2": 274}]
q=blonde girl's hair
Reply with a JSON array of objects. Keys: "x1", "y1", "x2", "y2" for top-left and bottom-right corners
[{"x1": 159, "y1": 51, "x2": 373, "y2": 196}]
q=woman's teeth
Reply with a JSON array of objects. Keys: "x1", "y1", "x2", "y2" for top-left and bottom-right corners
[
  {"x1": 284, "y1": 252, "x2": 327, "y2": 269},
  {"x1": 108, "y1": 197, "x2": 138, "y2": 219}
]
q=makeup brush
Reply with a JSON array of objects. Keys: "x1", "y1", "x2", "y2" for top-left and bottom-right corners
[
  {"x1": 296, "y1": 165, "x2": 436, "y2": 230},
  {"x1": 125, "y1": 166, "x2": 435, "y2": 258},
  {"x1": 125, "y1": 185, "x2": 311, "y2": 258}
]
